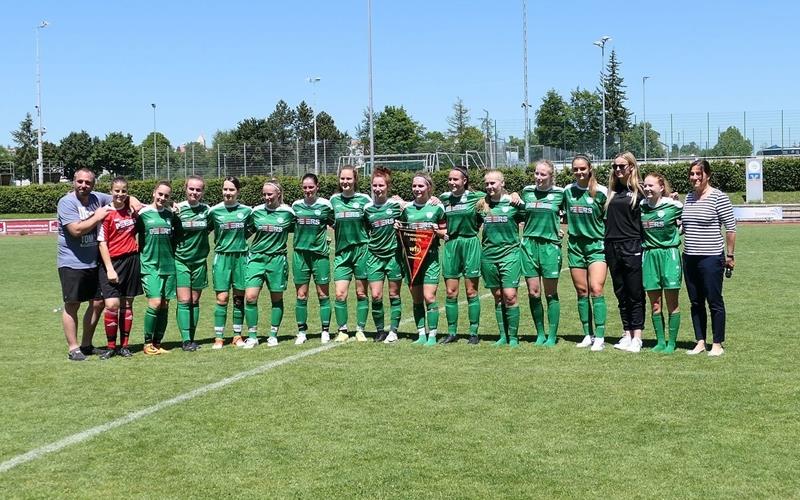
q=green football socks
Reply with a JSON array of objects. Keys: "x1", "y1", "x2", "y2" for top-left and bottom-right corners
[
  {"x1": 507, "y1": 305, "x2": 520, "y2": 347},
  {"x1": 372, "y1": 299, "x2": 385, "y2": 333},
  {"x1": 529, "y1": 295, "x2": 545, "y2": 342},
  {"x1": 445, "y1": 297, "x2": 459, "y2": 334},
  {"x1": 651, "y1": 312, "x2": 666, "y2": 352},
  {"x1": 245, "y1": 301, "x2": 259, "y2": 339},
  {"x1": 144, "y1": 306, "x2": 158, "y2": 343},
  {"x1": 214, "y1": 303, "x2": 227, "y2": 338},
  {"x1": 176, "y1": 302, "x2": 191, "y2": 342},
  {"x1": 296, "y1": 298, "x2": 308, "y2": 332},
  {"x1": 467, "y1": 295, "x2": 480, "y2": 335},
  {"x1": 319, "y1": 296, "x2": 331, "y2": 331},
  {"x1": 577, "y1": 296, "x2": 591, "y2": 336},
  {"x1": 545, "y1": 294, "x2": 560, "y2": 347},
  {"x1": 334, "y1": 299, "x2": 348, "y2": 329},
  {"x1": 592, "y1": 295, "x2": 606, "y2": 339},
  {"x1": 493, "y1": 302, "x2": 507, "y2": 346},
  {"x1": 271, "y1": 300, "x2": 284, "y2": 329},
  {"x1": 664, "y1": 312, "x2": 681, "y2": 354},
  {"x1": 356, "y1": 297, "x2": 369, "y2": 329},
  {"x1": 390, "y1": 297, "x2": 402, "y2": 332}
]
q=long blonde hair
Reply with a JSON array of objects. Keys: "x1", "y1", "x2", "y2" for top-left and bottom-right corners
[{"x1": 607, "y1": 152, "x2": 641, "y2": 208}]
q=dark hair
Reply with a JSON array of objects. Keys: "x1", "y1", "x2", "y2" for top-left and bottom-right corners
[
  {"x1": 155, "y1": 180, "x2": 172, "y2": 190},
  {"x1": 372, "y1": 165, "x2": 392, "y2": 187},
  {"x1": 111, "y1": 176, "x2": 128, "y2": 187},
  {"x1": 301, "y1": 172, "x2": 319, "y2": 185},
  {"x1": 186, "y1": 174, "x2": 205, "y2": 187},
  {"x1": 73, "y1": 168, "x2": 96, "y2": 181},
  {"x1": 450, "y1": 167, "x2": 469, "y2": 189},
  {"x1": 690, "y1": 159, "x2": 711, "y2": 176},
  {"x1": 223, "y1": 176, "x2": 241, "y2": 190}
]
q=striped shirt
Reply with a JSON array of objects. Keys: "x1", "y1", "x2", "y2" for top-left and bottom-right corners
[{"x1": 682, "y1": 188, "x2": 736, "y2": 256}]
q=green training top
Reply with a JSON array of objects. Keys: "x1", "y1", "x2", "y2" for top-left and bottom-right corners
[
  {"x1": 248, "y1": 203, "x2": 296, "y2": 255},
  {"x1": 564, "y1": 183, "x2": 608, "y2": 240},
  {"x1": 208, "y1": 202, "x2": 252, "y2": 254},
  {"x1": 520, "y1": 185, "x2": 565, "y2": 242},
  {"x1": 291, "y1": 197, "x2": 334, "y2": 255},
  {"x1": 330, "y1": 192, "x2": 371, "y2": 252},
  {"x1": 640, "y1": 198, "x2": 683, "y2": 249},
  {"x1": 364, "y1": 198, "x2": 402, "y2": 258},
  {"x1": 399, "y1": 200, "x2": 446, "y2": 260},
  {"x1": 480, "y1": 194, "x2": 524, "y2": 262},
  {"x1": 137, "y1": 205, "x2": 176, "y2": 275},
  {"x1": 173, "y1": 201, "x2": 210, "y2": 266},
  {"x1": 439, "y1": 190, "x2": 485, "y2": 239}
]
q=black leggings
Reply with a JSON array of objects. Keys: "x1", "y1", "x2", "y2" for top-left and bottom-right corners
[
  {"x1": 683, "y1": 253, "x2": 726, "y2": 344},
  {"x1": 605, "y1": 239, "x2": 646, "y2": 331}
]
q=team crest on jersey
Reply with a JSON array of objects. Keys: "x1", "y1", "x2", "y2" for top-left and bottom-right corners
[
  {"x1": 237, "y1": 213, "x2": 244, "y2": 219},
  {"x1": 586, "y1": 197, "x2": 594, "y2": 204},
  {"x1": 386, "y1": 209, "x2": 393, "y2": 216},
  {"x1": 277, "y1": 217, "x2": 285, "y2": 223},
  {"x1": 501, "y1": 206, "x2": 510, "y2": 213},
  {"x1": 314, "y1": 209, "x2": 321, "y2": 215},
  {"x1": 353, "y1": 203, "x2": 360, "y2": 208},
  {"x1": 547, "y1": 194, "x2": 554, "y2": 200},
  {"x1": 657, "y1": 209, "x2": 665, "y2": 217},
  {"x1": 426, "y1": 212, "x2": 433, "y2": 218}
]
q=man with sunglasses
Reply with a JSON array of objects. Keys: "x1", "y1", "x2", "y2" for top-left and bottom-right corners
[{"x1": 57, "y1": 169, "x2": 114, "y2": 360}]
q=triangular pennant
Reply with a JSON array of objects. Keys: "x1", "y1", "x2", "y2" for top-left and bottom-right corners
[{"x1": 397, "y1": 224, "x2": 435, "y2": 284}]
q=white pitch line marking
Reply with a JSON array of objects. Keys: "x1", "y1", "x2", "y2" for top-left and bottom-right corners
[{"x1": 0, "y1": 292, "x2": 496, "y2": 474}]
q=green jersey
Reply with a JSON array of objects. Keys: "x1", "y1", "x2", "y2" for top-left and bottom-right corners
[
  {"x1": 291, "y1": 197, "x2": 334, "y2": 255},
  {"x1": 208, "y1": 202, "x2": 252, "y2": 253},
  {"x1": 440, "y1": 190, "x2": 485, "y2": 239},
  {"x1": 480, "y1": 194, "x2": 524, "y2": 262},
  {"x1": 248, "y1": 203, "x2": 296, "y2": 255},
  {"x1": 520, "y1": 185, "x2": 565, "y2": 242},
  {"x1": 173, "y1": 201, "x2": 210, "y2": 266},
  {"x1": 564, "y1": 183, "x2": 608, "y2": 240},
  {"x1": 364, "y1": 198, "x2": 402, "y2": 258},
  {"x1": 399, "y1": 200, "x2": 446, "y2": 259},
  {"x1": 641, "y1": 198, "x2": 683, "y2": 249},
  {"x1": 331, "y1": 192, "x2": 371, "y2": 252},
  {"x1": 136, "y1": 205, "x2": 176, "y2": 275}
]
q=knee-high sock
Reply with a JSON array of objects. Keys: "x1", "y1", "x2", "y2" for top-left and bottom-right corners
[
  {"x1": 154, "y1": 307, "x2": 169, "y2": 344},
  {"x1": 104, "y1": 308, "x2": 119, "y2": 349},
  {"x1": 546, "y1": 294, "x2": 560, "y2": 339},
  {"x1": 319, "y1": 296, "x2": 331, "y2": 331},
  {"x1": 652, "y1": 312, "x2": 666, "y2": 350},
  {"x1": 190, "y1": 303, "x2": 200, "y2": 341},
  {"x1": 501, "y1": 303, "x2": 510, "y2": 336},
  {"x1": 390, "y1": 297, "x2": 402, "y2": 331},
  {"x1": 467, "y1": 295, "x2": 480, "y2": 335},
  {"x1": 592, "y1": 295, "x2": 607, "y2": 338},
  {"x1": 445, "y1": 297, "x2": 459, "y2": 334},
  {"x1": 577, "y1": 296, "x2": 592, "y2": 336},
  {"x1": 144, "y1": 306, "x2": 158, "y2": 344},
  {"x1": 372, "y1": 299, "x2": 385, "y2": 332},
  {"x1": 296, "y1": 298, "x2": 308, "y2": 332},
  {"x1": 494, "y1": 302, "x2": 507, "y2": 340},
  {"x1": 334, "y1": 299, "x2": 348, "y2": 329},
  {"x1": 426, "y1": 302, "x2": 439, "y2": 334},
  {"x1": 270, "y1": 300, "x2": 284, "y2": 335},
  {"x1": 245, "y1": 301, "x2": 259, "y2": 338},
  {"x1": 356, "y1": 297, "x2": 369, "y2": 329},
  {"x1": 666, "y1": 312, "x2": 681, "y2": 351},
  {"x1": 413, "y1": 302, "x2": 426, "y2": 332},
  {"x1": 176, "y1": 302, "x2": 191, "y2": 342},
  {"x1": 232, "y1": 297, "x2": 244, "y2": 335},
  {"x1": 529, "y1": 296, "x2": 545, "y2": 335},
  {"x1": 507, "y1": 305, "x2": 520, "y2": 342},
  {"x1": 214, "y1": 303, "x2": 227, "y2": 338},
  {"x1": 120, "y1": 306, "x2": 133, "y2": 347}
]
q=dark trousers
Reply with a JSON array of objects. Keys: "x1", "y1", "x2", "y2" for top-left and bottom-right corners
[
  {"x1": 683, "y1": 253, "x2": 726, "y2": 344},
  {"x1": 605, "y1": 239, "x2": 646, "y2": 331}
]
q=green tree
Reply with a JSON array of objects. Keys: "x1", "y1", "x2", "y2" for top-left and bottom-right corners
[
  {"x1": 94, "y1": 132, "x2": 139, "y2": 178},
  {"x1": 294, "y1": 101, "x2": 315, "y2": 143},
  {"x1": 11, "y1": 114, "x2": 37, "y2": 180},
  {"x1": 58, "y1": 131, "x2": 98, "y2": 179},
  {"x1": 679, "y1": 141, "x2": 703, "y2": 156},
  {"x1": 266, "y1": 100, "x2": 298, "y2": 165},
  {"x1": 360, "y1": 106, "x2": 424, "y2": 155},
  {"x1": 602, "y1": 50, "x2": 632, "y2": 156},
  {"x1": 447, "y1": 97, "x2": 471, "y2": 153},
  {"x1": 711, "y1": 126, "x2": 753, "y2": 156},
  {"x1": 233, "y1": 117, "x2": 270, "y2": 145},
  {"x1": 620, "y1": 122, "x2": 665, "y2": 159},
  {"x1": 140, "y1": 132, "x2": 174, "y2": 178},
  {"x1": 534, "y1": 89, "x2": 576, "y2": 150},
  {"x1": 569, "y1": 88, "x2": 602, "y2": 155},
  {"x1": 418, "y1": 131, "x2": 450, "y2": 153},
  {"x1": 459, "y1": 126, "x2": 486, "y2": 153}
]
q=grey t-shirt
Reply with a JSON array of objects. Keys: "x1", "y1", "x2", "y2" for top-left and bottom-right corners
[{"x1": 57, "y1": 191, "x2": 112, "y2": 269}]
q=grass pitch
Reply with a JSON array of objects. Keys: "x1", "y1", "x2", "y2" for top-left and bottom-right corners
[{"x1": 0, "y1": 225, "x2": 798, "y2": 498}]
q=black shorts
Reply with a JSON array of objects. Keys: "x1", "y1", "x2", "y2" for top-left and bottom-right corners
[
  {"x1": 59, "y1": 267, "x2": 102, "y2": 303},
  {"x1": 99, "y1": 252, "x2": 144, "y2": 299}
]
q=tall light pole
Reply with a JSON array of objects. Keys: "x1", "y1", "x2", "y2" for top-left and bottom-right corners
[
  {"x1": 308, "y1": 76, "x2": 321, "y2": 174},
  {"x1": 35, "y1": 21, "x2": 49, "y2": 184},
  {"x1": 151, "y1": 103, "x2": 157, "y2": 178},
  {"x1": 522, "y1": 0, "x2": 531, "y2": 166},
  {"x1": 642, "y1": 76, "x2": 650, "y2": 163},
  {"x1": 593, "y1": 35, "x2": 611, "y2": 161},
  {"x1": 367, "y1": 0, "x2": 375, "y2": 172}
]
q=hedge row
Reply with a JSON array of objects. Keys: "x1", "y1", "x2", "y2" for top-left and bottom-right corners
[{"x1": 1, "y1": 158, "x2": 798, "y2": 214}]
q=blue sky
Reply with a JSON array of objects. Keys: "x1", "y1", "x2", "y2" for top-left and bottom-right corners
[{"x1": 3, "y1": 0, "x2": 798, "y2": 149}]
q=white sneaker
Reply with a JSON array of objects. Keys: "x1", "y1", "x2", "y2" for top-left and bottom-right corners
[
  {"x1": 355, "y1": 328, "x2": 368, "y2": 342},
  {"x1": 590, "y1": 338, "x2": 605, "y2": 351},
  {"x1": 242, "y1": 337, "x2": 259, "y2": 349},
  {"x1": 295, "y1": 333, "x2": 307, "y2": 345},
  {"x1": 613, "y1": 334, "x2": 631, "y2": 350},
  {"x1": 576, "y1": 335, "x2": 594, "y2": 348},
  {"x1": 626, "y1": 337, "x2": 642, "y2": 353},
  {"x1": 232, "y1": 336, "x2": 246, "y2": 348},
  {"x1": 267, "y1": 336, "x2": 279, "y2": 347},
  {"x1": 321, "y1": 331, "x2": 330, "y2": 343},
  {"x1": 383, "y1": 331, "x2": 398, "y2": 343}
]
